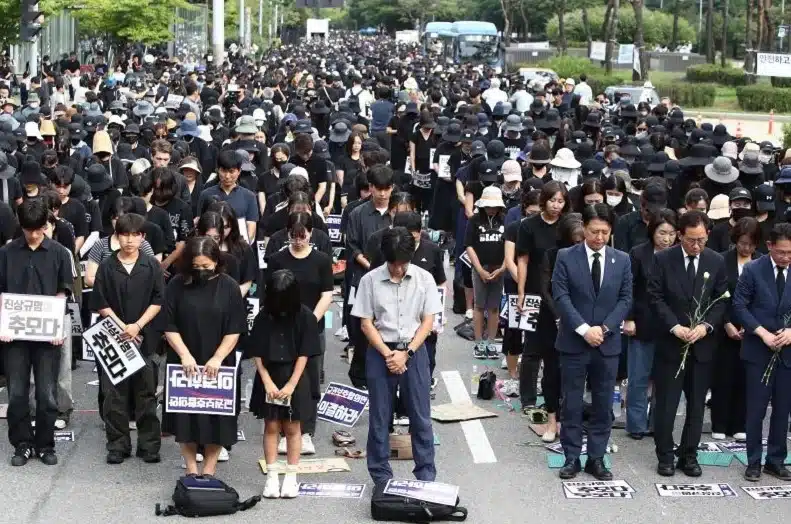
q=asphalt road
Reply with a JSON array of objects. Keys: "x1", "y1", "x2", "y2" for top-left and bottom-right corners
[{"x1": 0, "y1": 286, "x2": 787, "y2": 524}]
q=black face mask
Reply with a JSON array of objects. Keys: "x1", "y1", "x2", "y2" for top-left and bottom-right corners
[
  {"x1": 123, "y1": 135, "x2": 137, "y2": 145},
  {"x1": 191, "y1": 268, "x2": 214, "y2": 284},
  {"x1": 70, "y1": 138, "x2": 81, "y2": 147},
  {"x1": 732, "y1": 208, "x2": 754, "y2": 221}
]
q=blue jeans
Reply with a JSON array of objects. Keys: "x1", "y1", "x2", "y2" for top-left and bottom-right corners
[
  {"x1": 365, "y1": 346, "x2": 436, "y2": 486},
  {"x1": 626, "y1": 338, "x2": 655, "y2": 434}
]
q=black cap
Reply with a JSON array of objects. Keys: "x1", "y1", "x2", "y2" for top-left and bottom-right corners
[
  {"x1": 642, "y1": 183, "x2": 668, "y2": 207},
  {"x1": 755, "y1": 183, "x2": 775, "y2": 212},
  {"x1": 728, "y1": 186, "x2": 752, "y2": 202}
]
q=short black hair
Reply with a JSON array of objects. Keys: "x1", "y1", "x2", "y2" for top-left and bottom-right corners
[
  {"x1": 581, "y1": 203, "x2": 615, "y2": 228},
  {"x1": 647, "y1": 208, "x2": 678, "y2": 240},
  {"x1": 112, "y1": 196, "x2": 137, "y2": 220},
  {"x1": 557, "y1": 212, "x2": 583, "y2": 247},
  {"x1": 217, "y1": 149, "x2": 242, "y2": 170},
  {"x1": 287, "y1": 210, "x2": 313, "y2": 237},
  {"x1": 287, "y1": 190, "x2": 312, "y2": 211},
  {"x1": 41, "y1": 189, "x2": 61, "y2": 212},
  {"x1": 354, "y1": 172, "x2": 370, "y2": 193},
  {"x1": 49, "y1": 165, "x2": 74, "y2": 186},
  {"x1": 17, "y1": 197, "x2": 48, "y2": 230},
  {"x1": 770, "y1": 222, "x2": 791, "y2": 244},
  {"x1": 264, "y1": 269, "x2": 301, "y2": 317},
  {"x1": 389, "y1": 191, "x2": 414, "y2": 211},
  {"x1": 539, "y1": 180, "x2": 570, "y2": 213},
  {"x1": 684, "y1": 188, "x2": 709, "y2": 208},
  {"x1": 115, "y1": 213, "x2": 146, "y2": 235},
  {"x1": 367, "y1": 165, "x2": 394, "y2": 190},
  {"x1": 731, "y1": 216, "x2": 761, "y2": 246},
  {"x1": 381, "y1": 226, "x2": 415, "y2": 264},
  {"x1": 184, "y1": 236, "x2": 225, "y2": 284},
  {"x1": 678, "y1": 209, "x2": 710, "y2": 235},
  {"x1": 393, "y1": 211, "x2": 421, "y2": 233},
  {"x1": 283, "y1": 175, "x2": 312, "y2": 199}
]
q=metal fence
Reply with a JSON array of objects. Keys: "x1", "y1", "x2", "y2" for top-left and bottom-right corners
[
  {"x1": 505, "y1": 47, "x2": 708, "y2": 72},
  {"x1": 171, "y1": 4, "x2": 209, "y2": 63},
  {"x1": 10, "y1": 10, "x2": 77, "y2": 75}
]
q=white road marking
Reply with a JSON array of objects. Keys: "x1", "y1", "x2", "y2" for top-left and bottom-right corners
[{"x1": 441, "y1": 370, "x2": 497, "y2": 464}]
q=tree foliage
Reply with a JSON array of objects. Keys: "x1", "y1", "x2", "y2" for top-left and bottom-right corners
[{"x1": 68, "y1": 0, "x2": 193, "y2": 45}]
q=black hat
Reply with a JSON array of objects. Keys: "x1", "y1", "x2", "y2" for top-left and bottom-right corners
[
  {"x1": 580, "y1": 158, "x2": 604, "y2": 180},
  {"x1": 663, "y1": 160, "x2": 682, "y2": 180},
  {"x1": 668, "y1": 108, "x2": 684, "y2": 125},
  {"x1": 405, "y1": 102, "x2": 419, "y2": 114},
  {"x1": 310, "y1": 100, "x2": 330, "y2": 115},
  {"x1": 86, "y1": 163, "x2": 113, "y2": 193},
  {"x1": 67, "y1": 123, "x2": 86, "y2": 140},
  {"x1": 19, "y1": 160, "x2": 43, "y2": 186},
  {"x1": 584, "y1": 111, "x2": 601, "y2": 128},
  {"x1": 642, "y1": 183, "x2": 668, "y2": 208},
  {"x1": 313, "y1": 140, "x2": 330, "y2": 160},
  {"x1": 478, "y1": 160, "x2": 500, "y2": 183},
  {"x1": 678, "y1": 143, "x2": 716, "y2": 167},
  {"x1": 419, "y1": 113, "x2": 436, "y2": 129},
  {"x1": 537, "y1": 108, "x2": 561, "y2": 130},
  {"x1": 738, "y1": 151, "x2": 764, "y2": 175},
  {"x1": 492, "y1": 102, "x2": 507, "y2": 118},
  {"x1": 123, "y1": 123, "x2": 140, "y2": 136},
  {"x1": 294, "y1": 120, "x2": 313, "y2": 134},
  {"x1": 443, "y1": 122, "x2": 462, "y2": 143},
  {"x1": 619, "y1": 140, "x2": 641, "y2": 158},
  {"x1": 436, "y1": 116, "x2": 450, "y2": 136},
  {"x1": 574, "y1": 142, "x2": 594, "y2": 162},
  {"x1": 528, "y1": 144, "x2": 551, "y2": 164},
  {"x1": 620, "y1": 104, "x2": 638, "y2": 119},
  {"x1": 470, "y1": 141, "x2": 487, "y2": 157},
  {"x1": 460, "y1": 129, "x2": 475, "y2": 143},
  {"x1": 729, "y1": 186, "x2": 753, "y2": 202},
  {"x1": 711, "y1": 124, "x2": 732, "y2": 147},
  {"x1": 567, "y1": 130, "x2": 589, "y2": 151},
  {"x1": 647, "y1": 152, "x2": 670, "y2": 173},
  {"x1": 755, "y1": 183, "x2": 776, "y2": 212}
]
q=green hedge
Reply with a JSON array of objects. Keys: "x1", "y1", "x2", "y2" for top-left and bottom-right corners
[
  {"x1": 771, "y1": 77, "x2": 791, "y2": 88},
  {"x1": 685, "y1": 64, "x2": 747, "y2": 86},
  {"x1": 737, "y1": 85, "x2": 791, "y2": 112},
  {"x1": 536, "y1": 55, "x2": 607, "y2": 79},
  {"x1": 654, "y1": 82, "x2": 716, "y2": 107}
]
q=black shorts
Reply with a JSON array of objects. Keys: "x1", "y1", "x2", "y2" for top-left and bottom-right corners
[
  {"x1": 502, "y1": 326, "x2": 523, "y2": 355},
  {"x1": 462, "y1": 262, "x2": 473, "y2": 288}
]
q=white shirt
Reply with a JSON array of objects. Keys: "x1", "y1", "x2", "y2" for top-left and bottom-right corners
[
  {"x1": 573, "y1": 82, "x2": 593, "y2": 105},
  {"x1": 575, "y1": 243, "x2": 606, "y2": 337},
  {"x1": 681, "y1": 246, "x2": 699, "y2": 275},
  {"x1": 772, "y1": 259, "x2": 788, "y2": 281}
]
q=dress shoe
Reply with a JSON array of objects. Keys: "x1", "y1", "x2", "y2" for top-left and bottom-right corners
[
  {"x1": 763, "y1": 463, "x2": 791, "y2": 481},
  {"x1": 584, "y1": 457, "x2": 613, "y2": 480},
  {"x1": 628, "y1": 432, "x2": 643, "y2": 440},
  {"x1": 677, "y1": 457, "x2": 702, "y2": 477},
  {"x1": 559, "y1": 458, "x2": 581, "y2": 479},
  {"x1": 657, "y1": 462, "x2": 676, "y2": 476},
  {"x1": 744, "y1": 464, "x2": 762, "y2": 482}
]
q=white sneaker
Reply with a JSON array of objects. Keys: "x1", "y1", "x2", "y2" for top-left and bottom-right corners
[
  {"x1": 501, "y1": 357, "x2": 508, "y2": 370},
  {"x1": 393, "y1": 416, "x2": 410, "y2": 426},
  {"x1": 465, "y1": 309, "x2": 473, "y2": 320},
  {"x1": 181, "y1": 453, "x2": 204, "y2": 469},
  {"x1": 218, "y1": 447, "x2": 230, "y2": 462},
  {"x1": 711, "y1": 433, "x2": 726, "y2": 440},
  {"x1": 335, "y1": 326, "x2": 349, "y2": 341},
  {"x1": 277, "y1": 436, "x2": 288, "y2": 454},
  {"x1": 280, "y1": 472, "x2": 299, "y2": 499},
  {"x1": 541, "y1": 430, "x2": 557, "y2": 443},
  {"x1": 54, "y1": 419, "x2": 67, "y2": 430},
  {"x1": 263, "y1": 472, "x2": 281, "y2": 498},
  {"x1": 502, "y1": 379, "x2": 519, "y2": 398},
  {"x1": 734, "y1": 432, "x2": 747, "y2": 441},
  {"x1": 129, "y1": 421, "x2": 137, "y2": 431},
  {"x1": 301, "y1": 434, "x2": 316, "y2": 455}
]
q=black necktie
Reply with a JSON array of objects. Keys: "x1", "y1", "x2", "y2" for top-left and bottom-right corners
[
  {"x1": 592, "y1": 252, "x2": 601, "y2": 295},
  {"x1": 687, "y1": 255, "x2": 696, "y2": 286},
  {"x1": 777, "y1": 267, "x2": 786, "y2": 300}
]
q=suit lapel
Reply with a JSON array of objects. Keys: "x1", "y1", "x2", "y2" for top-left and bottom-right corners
[
  {"x1": 575, "y1": 244, "x2": 596, "y2": 298},
  {"x1": 762, "y1": 255, "x2": 780, "y2": 306},
  {"x1": 677, "y1": 246, "x2": 694, "y2": 298},
  {"x1": 692, "y1": 250, "x2": 706, "y2": 301},
  {"x1": 597, "y1": 246, "x2": 614, "y2": 298}
]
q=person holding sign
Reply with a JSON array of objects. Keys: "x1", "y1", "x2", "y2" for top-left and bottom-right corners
[
  {"x1": 248, "y1": 269, "x2": 320, "y2": 498},
  {"x1": 0, "y1": 199, "x2": 74, "y2": 467},
  {"x1": 163, "y1": 237, "x2": 247, "y2": 477},
  {"x1": 91, "y1": 213, "x2": 165, "y2": 465},
  {"x1": 352, "y1": 226, "x2": 443, "y2": 488},
  {"x1": 552, "y1": 204, "x2": 632, "y2": 480}
]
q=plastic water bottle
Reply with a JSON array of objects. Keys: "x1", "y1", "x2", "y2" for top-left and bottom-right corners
[
  {"x1": 244, "y1": 379, "x2": 253, "y2": 410},
  {"x1": 471, "y1": 365, "x2": 480, "y2": 395},
  {"x1": 612, "y1": 385, "x2": 622, "y2": 418},
  {"x1": 422, "y1": 211, "x2": 430, "y2": 230}
]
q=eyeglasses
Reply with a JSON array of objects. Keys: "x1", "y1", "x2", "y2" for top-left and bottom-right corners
[{"x1": 682, "y1": 236, "x2": 707, "y2": 246}]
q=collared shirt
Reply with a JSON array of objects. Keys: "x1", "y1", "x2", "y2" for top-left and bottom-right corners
[
  {"x1": 584, "y1": 242, "x2": 606, "y2": 287},
  {"x1": 351, "y1": 263, "x2": 443, "y2": 343},
  {"x1": 197, "y1": 184, "x2": 258, "y2": 222},
  {"x1": 681, "y1": 245, "x2": 700, "y2": 274},
  {"x1": 772, "y1": 258, "x2": 788, "y2": 280},
  {"x1": 0, "y1": 237, "x2": 73, "y2": 296},
  {"x1": 346, "y1": 200, "x2": 392, "y2": 265}
]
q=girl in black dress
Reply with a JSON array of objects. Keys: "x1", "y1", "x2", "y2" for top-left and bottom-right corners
[
  {"x1": 163, "y1": 237, "x2": 247, "y2": 477},
  {"x1": 248, "y1": 269, "x2": 320, "y2": 499},
  {"x1": 207, "y1": 201, "x2": 257, "y2": 296}
]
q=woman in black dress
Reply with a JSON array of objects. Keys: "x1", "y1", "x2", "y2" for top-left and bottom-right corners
[
  {"x1": 248, "y1": 269, "x2": 319, "y2": 499},
  {"x1": 409, "y1": 111, "x2": 438, "y2": 213},
  {"x1": 207, "y1": 201, "x2": 258, "y2": 297},
  {"x1": 336, "y1": 132, "x2": 365, "y2": 208},
  {"x1": 163, "y1": 237, "x2": 247, "y2": 477}
]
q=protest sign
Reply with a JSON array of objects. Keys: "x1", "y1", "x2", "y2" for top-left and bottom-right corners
[
  {"x1": 298, "y1": 483, "x2": 366, "y2": 499},
  {"x1": 83, "y1": 316, "x2": 145, "y2": 385},
  {"x1": 563, "y1": 480, "x2": 635, "y2": 499},
  {"x1": 246, "y1": 297, "x2": 259, "y2": 332},
  {"x1": 67, "y1": 302, "x2": 83, "y2": 337},
  {"x1": 506, "y1": 294, "x2": 541, "y2": 331},
  {"x1": 433, "y1": 287, "x2": 446, "y2": 333},
  {"x1": 81, "y1": 313, "x2": 99, "y2": 361},
  {"x1": 384, "y1": 480, "x2": 459, "y2": 506},
  {"x1": 0, "y1": 294, "x2": 66, "y2": 342},
  {"x1": 437, "y1": 155, "x2": 451, "y2": 180},
  {"x1": 317, "y1": 382, "x2": 369, "y2": 427},
  {"x1": 742, "y1": 485, "x2": 791, "y2": 499},
  {"x1": 258, "y1": 458, "x2": 351, "y2": 474},
  {"x1": 655, "y1": 483, "x2": 737, "y2": 497},
  {"x1": 165, "y1": 364, "x2": 237, "y2": 416},
  {"x1": 256, "y1": 240, "x2": 268, "y2": 269},
  {"x1": 327, "y1": 214, "x2": 342, "y2": 244},
  {"x1": 54, "y1": 431, "x2": 75, "y2": 442}
]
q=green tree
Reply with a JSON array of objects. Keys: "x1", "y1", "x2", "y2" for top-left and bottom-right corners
[{"x1": 71, "y1": 0, "x2": 193, "y2": 45}]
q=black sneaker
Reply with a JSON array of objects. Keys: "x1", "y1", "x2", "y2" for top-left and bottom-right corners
[
  {"x1": 38, "y1": 448, "x2": 58, "y2": 466},
  {"x1": 106, "y1": 451, "x2": 126, "y2": 464},
  {"x1": 11, "y1": 445, "x2": 33, "y2": 466},
  {"x1": 430, "y1": 377, "x2": 438, "y2": 391},
  {"x1": 136, "y1": 449, "x2": 161, "y2": 463}
]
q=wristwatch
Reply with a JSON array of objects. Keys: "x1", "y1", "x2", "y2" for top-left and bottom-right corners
[{"x1": 407, "y1": 348, "x2": 415, "y2": 359}]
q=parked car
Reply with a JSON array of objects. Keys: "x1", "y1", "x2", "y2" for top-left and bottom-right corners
[{"x1": 604, "y1": 84, "x2": 661, "y2": 108}]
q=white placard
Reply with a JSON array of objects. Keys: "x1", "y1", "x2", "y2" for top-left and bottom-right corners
[
  {"x1": 506, "y1": 294, "x2": 541, "y2": 331},
  {"x1": 655, "y1": 483, "x2": 737, "y2": 498},
  {"x1": 617, "y1": 44, "x2": 635, "y2": 64},
  {"x1": 383, "y1": 479, "x2": 459, "y2": 506},
  {"x1": 347, "y1": 286, "x2": 356, "y2": 306},
  {"x1": 238, "y1": 218, "x2": 250, "y2": 243},
  {"x1": 79, "y1": 231, "x2": 100, "y2": 258},
  {"x1": 756, "y1": 53, "x2": 791, "y2": 78},
  {"x1": 82, "y1": 313, "x2": 99, "y2": 361},
  {"x1": 67, "y1": 302, "x2": 83, "y2": 337},
  {"x1": 0, "y1": 293, "x2": 67, "y2": 342},
  {"x1": 246, "y1": 297, "x2": 259, "y2": 332},
  {"x1": 563, "y1": 480, "x2": 635, "y2": 499},
  {"x1": 590, "y1": 41, "x2": 607, "y2": 61},
  {"x1": 82, "y1": 316, "x2": 145, "y2": 386},
  {"x1": 742, "y1": 485, "x2": 791, "y2": 499},
  {"x1": 437, "y1": 155, "x2": 451, "y2": 180},
  {"x1": 433, "y1": 287, "x2": 446, "y2": 333},
  {"x1": 256, "y1": 240, "x2": 267, "y2": 269}
]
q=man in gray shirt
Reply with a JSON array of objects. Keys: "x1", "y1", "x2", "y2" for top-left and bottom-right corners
[{"x1": 352, "y1": 227, "x2": 443, "y2": 488}]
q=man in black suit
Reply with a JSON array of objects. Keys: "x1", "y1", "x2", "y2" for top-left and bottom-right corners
[{"x1": 648, "y1": 210, "x2": 728, "y2": 477}]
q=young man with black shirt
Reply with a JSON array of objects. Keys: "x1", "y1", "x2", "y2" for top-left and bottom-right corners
[
  {"x1": 0, "y1": 198, "x2": 73, "y2": 466},
  {"x1": 131, "y1": 172, "x2": 177, "y2": 255},
  {"x1": 49, "y1": 165, "x2": 88, "y2": 254},
  {"x1": 91, "y1": 213, "x2": 164, "y2": 465},
  {"x1": 289, "y1": 134, "x2": 328, "y2": 206}
]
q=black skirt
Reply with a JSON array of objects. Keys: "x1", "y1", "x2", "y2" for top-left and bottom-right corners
[{"x1": 249, "y1": 362, "x2": 312, "y2": 422}]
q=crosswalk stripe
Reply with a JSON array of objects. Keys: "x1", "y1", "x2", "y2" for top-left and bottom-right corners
[{"x1": 441, "y1": 370, "x2": 497, "y2": 464}]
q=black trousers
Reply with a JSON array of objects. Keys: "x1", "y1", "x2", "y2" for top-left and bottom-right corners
[
  {"x1": 4, "y1": 342, "x2": 60, "y2": 450},
  {"x1": 653, "y1": 353, "x2": 711, "y2": 464},
  {"x1": 100, "y1": 356, "x2": 161, "y2": 454},
  {"x1": 710, "y1": 337, "x2": 746, "y2": 436},
  {"x1": 520, "y1": 332, "x2": 561, "y2": 414}
]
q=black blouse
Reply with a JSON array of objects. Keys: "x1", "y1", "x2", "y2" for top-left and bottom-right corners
[{"x1": 246, "y1": 305, "x2": 321, "y2": 365}]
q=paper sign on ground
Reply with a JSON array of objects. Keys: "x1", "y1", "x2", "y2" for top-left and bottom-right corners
[
  {"x1": 317, "y1": 382, "x2": 369, "y2": 427},
  {"x1": 742, "y1": 485, "x2": 791, "y2": 499},
  {"x1": 384, "y1": 480, "x2": 459, "y2": 506},
  {"x1": 430, "y1": 402, "x2": 498, "y2": 422},
  {"x1": 258, "y1": 458, "x2": 351, "y2": 474},
  {"x1": 54, "y1": 431, "x2": 75, "y2": 442},
  {"x1": 165, "y1": 364, "x2": 237, "y2": 416},
  {"x1": 0, "y1": 404, "x2": 7, "y2": 418},
  {"x1": 547, "y1": 437, "x2": 586, "y2": 456},
  {"x1": 83, "y1": 316, "x2": 145, "y2": 385},
  {"x1": 298, "y1": 483, "x2": 366, "y2": 498},
  {"x1": 0, "y1": 294, "x2": 66, "y2": 342},
  {"x1": 697, "y1": 442, "x2": 722, "y2": 452},
  {"x1": 237, "y1": 429, "x2": 246, "y2": 441},
  {"x1": 655, "y1": 483, "x2": 737, "y2": 497},
  {"x1": 563, "y1": 480, "x2": 635, "y2": 499},
  {"x1": 433, "y1": 287, "x2": 446, "y2": 333}
]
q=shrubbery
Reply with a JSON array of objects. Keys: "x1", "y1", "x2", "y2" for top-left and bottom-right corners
[
  {"x1": 737, "y1": 85, "x2": 791, "y2": 112},
  {"x1": 685, "y1": 64, "x2": 747, "y2": 86}
]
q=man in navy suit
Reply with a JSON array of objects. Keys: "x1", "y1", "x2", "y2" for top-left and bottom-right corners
[
  {"x1": 732, "y1": 222, "x2": 791, "y2": 482},
  {"x1": 552, "y1": 204, "x2": 632, "y2": 480}
]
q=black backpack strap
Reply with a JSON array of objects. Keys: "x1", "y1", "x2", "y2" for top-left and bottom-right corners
[
  {"x1": 154, "y1": 503, "x2": 180, "y2": 517},
  {"x1": 445, "y1": 506, "x2": 468, "y2": 521},
  {"x1": 237, "y1": 495, "x2": 261, "y2": 512}
]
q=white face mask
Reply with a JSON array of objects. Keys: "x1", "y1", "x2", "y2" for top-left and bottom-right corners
[{"x1": 607, "y1": 194, "x2": 623, "y2": 207}]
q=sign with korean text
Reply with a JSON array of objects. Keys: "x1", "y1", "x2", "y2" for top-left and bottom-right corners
[
  {"x1": 0, "y1": 293, "x2": 66, "y2": 342},
  {"x1": 83, "y1": 316, "x2": 145, "y2": 385},
  {"x1": 383, "y1": 480, "x2": 459, "y2": 506},
  {"x1": 298, "y1": 483, "x2": 366, "y2": 499},
  {"x1": 742, "y1": 485, "x2": 791, "y2": 499},
  {"x1": 433, "y1": 287, "x2": 446, "y2": 333},
  {"x1": 67, "y1": 302, "x2": 82, "y2": 337},
  {"x1": 246, "y1": 297, "x2": 259, "y2": 333},
  {"x1": 563, "y1": 480, "x2": 635, "y2": 499},
  {"x1": 437, "y1": 155, "x2": 451, "y2": 180},
  {"x1": 327, "y1": 214, "x2": 342, "y2": 244},
  {"x1": 506, "y1": 294, "x2": 541, "y2": 331},
  {"x1": 655, "y1": 483, "x2": 737, "y2": 498},
  {"x1": 317, "y1": 382, "x2": 369, "y2": 427},
  {"x1": 757, "y1": 53, "x2": 791, "y2": 77},
  {"x1": 165, "y1": 364, "x2": 237, "y2": 416},
  {"x1": 256, "y1": 240, "x2": 267, "y2": 269},
  {"x1": 589, "y1": 41, "x2": 607, "y2": 61},
  {"x1": 82, "y1": 313, "x2": 99, "y2": 361},
  {"x1": 617, "y1": 44, "x2": 635, "y2": 64}
]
